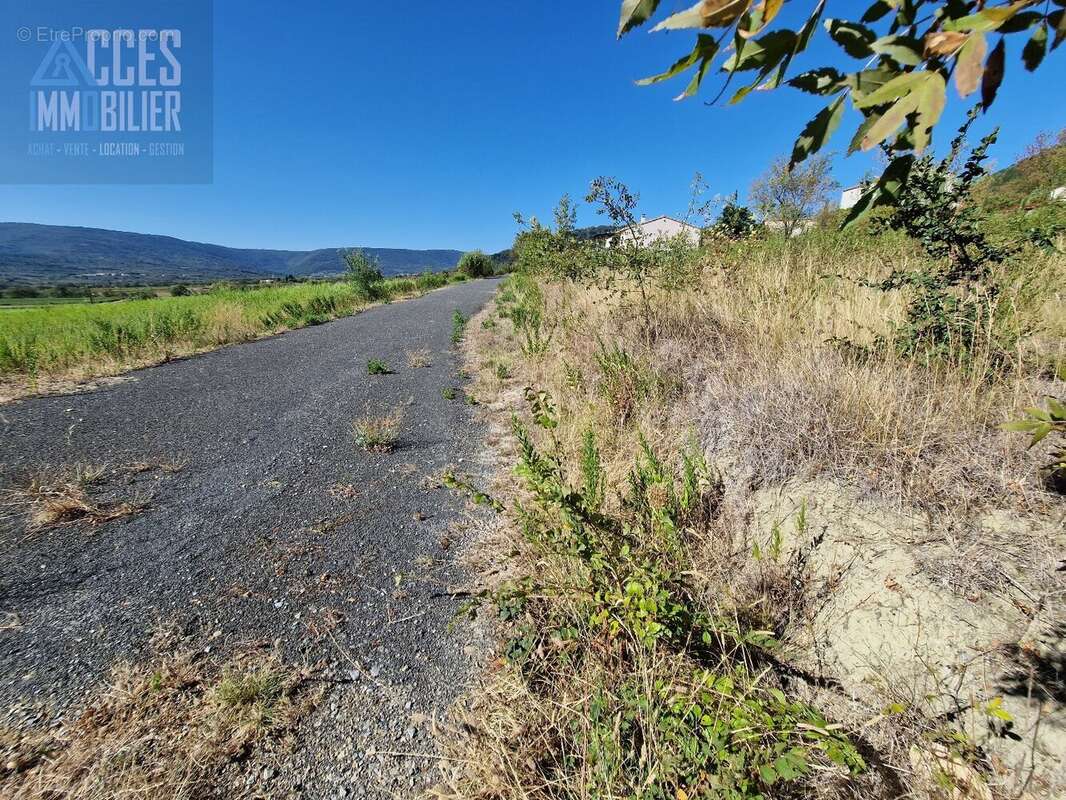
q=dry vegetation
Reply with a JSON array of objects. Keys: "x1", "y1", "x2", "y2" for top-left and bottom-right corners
[
  {"x1": 437, "y1": 224, "x2": 1066, "y2": 799},
  {"x1": 0, "y1": 627, "x2": 319, "y2": 800},
  {"x1": 352, "y1": 404, "x2": 406, "y2": 453},
  {"x1": 0, "y1": 462, "x2": 183, "y2": 534}
]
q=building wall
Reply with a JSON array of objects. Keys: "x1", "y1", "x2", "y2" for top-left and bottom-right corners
[
  {"x1": 840, "y1": 186, "x2": 864, "y2": 210},
  {"x1": 609, "y1": 217, "x2": 701, "y2": 247}
]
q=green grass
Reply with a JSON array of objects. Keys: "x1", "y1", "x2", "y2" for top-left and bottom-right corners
[{"x1": 0, "y1": 279, "x2": 412, "y2": 380}]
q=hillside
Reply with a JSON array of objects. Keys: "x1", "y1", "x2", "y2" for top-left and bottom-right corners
[
  {"x1": 0, "y1": 223, "x2": 465, "y2": 286},
  {"x1": 977, "y1": 129, "x2": 1066, "y2": 213}
]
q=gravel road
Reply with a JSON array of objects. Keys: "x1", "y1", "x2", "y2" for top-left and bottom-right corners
[{"x1": 0, "y1": 277, "x2": 501, "y2": 798}]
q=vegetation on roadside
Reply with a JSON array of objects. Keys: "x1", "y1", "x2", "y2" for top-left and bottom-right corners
[
  {"x1": 0, "y1": 273, "x2": 466, "y2": 400},
  {"x1": 0, "y1": 629, "x2": 318, "y2": 800},
  {"x1": 441, "y1": 132, "x2": 1065, "y2": 799}
]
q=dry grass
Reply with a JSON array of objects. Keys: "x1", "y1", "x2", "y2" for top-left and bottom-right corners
[
  {"x1": 406, "y1": 347, "x2": 433, "y2": 368},
  {"x1": 351, "y1": 405, "x2": 405, "y2": 452},
  {"x1": 0, "y1": 636, "x2": 319, "y2": 800},
  {"x1": 443, "y1": 231, "x2": 1066, "y2": 800},
  {"x1": 1, "y1": 465, "x2": 151, "y2": 533}
]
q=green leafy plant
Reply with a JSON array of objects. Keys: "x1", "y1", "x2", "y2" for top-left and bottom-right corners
[
  {"x1": 863, "y1": 113, "x2": 1014, "y2": 366},
  {"x1": 443, "y1": 387, "x2": 864, "y2": 796},
  {"x1": 1004, "y1": 397, "x2": 1066, "y2": 492},
  {"x1": 366, "y1": 358, "x2": 392, "y2": 375},
  {"x1": 451, "y1": 309, "x2": 468, "y2": 344},
  {"x1": 441, "y1": 386, "x2": 458, "y2": 400}
]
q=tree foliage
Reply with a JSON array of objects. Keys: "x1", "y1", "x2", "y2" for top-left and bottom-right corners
[
  {"x1": 458, "y1": 250, "x2": 496, "y2": 278},
  {"x1": 712, "y1": 197, "x2": 762, "y2": 239},
  {"x1": 617, "y1": 0, "x2": 1063, "y2": 222},
  {"x1": 344, "y1": 248, "x2": 385, "y2": 301},
  {"x1": 749, "y1": 154, "x2": 838, "y2": 237}
]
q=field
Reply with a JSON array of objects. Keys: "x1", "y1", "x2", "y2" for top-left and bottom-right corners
[{"x1": 0, "y1": 272, "x2": 454, "y2": 401}]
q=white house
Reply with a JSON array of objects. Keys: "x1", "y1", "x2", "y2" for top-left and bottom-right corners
[
  {"x1": 603, "y1": 215, "x2": 702, "y2": 248},
  {"x1": 839, "y1": 185, "x2": 864, "y2": 210}
]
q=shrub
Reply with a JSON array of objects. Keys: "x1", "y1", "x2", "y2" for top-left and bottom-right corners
[
  {"x1": 366, "y1": 358, "x2": 391, "y2": 375},
  {"x1": 711, "y1": 200, "x2": 761, "y2": 240},
  {"x1": 345, "y1": 249, "x2": 385, "y2": 301},
  {"x1": 457, "y1": 250, "x2": 495, "y2": 278}
]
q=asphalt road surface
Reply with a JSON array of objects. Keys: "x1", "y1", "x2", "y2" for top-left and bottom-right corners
[{"x1": 0, "y1": 277, "x2": 501, "y2": 798}]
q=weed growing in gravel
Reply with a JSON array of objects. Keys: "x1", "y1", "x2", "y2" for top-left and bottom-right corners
[
  {"x1": 452, "y1": 309, "x2": 468, "y2": 344},
  {"x1": 0, "y1": 636, "x2": 317, "y2": 799},
  {"x1": 406, "y1": 348, "x2": 432, "y2": 368},
  {"x1": 1, "y1": 464, "x2": 150, "y2": 532},
  {"x1": 352, "y1": 407, "x2": 404, "y2": 452},
  {"x1": 366, "y1": 358, "x2": 392, "y2": 375},
  {"x1": 441, "y1": 387, "x2": 457, "y2": 400}
]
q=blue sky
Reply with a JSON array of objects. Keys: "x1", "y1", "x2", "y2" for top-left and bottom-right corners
[{"x1": 0, "y1": 1, "x2": 1062, "y2": 253}]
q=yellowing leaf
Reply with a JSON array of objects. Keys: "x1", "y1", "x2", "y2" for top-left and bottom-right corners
[
  {"x1": 924, "y1": 30, "x2": 968, "y2": 56},
  {"x1": 740, "y1": 0, "x2": 785, "y2": 38},
  {"x1": 651, "y1": 0, "x2": 752, "y2": 31},
  {"x1": 954, "y1": 32, "x2": 987, "y2": 97},
  {"x1": 618, "y1": 0, "x2": 662, "y2": 36},
  {"x1": 677, "y1": 790, "x2": 690, "y2": 800}
]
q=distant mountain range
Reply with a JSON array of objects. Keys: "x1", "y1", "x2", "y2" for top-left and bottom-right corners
[{"x1": 0, "y1": 223, "x2": 467, "y2": 286}]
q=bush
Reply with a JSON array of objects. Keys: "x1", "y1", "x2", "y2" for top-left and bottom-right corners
[
  {"x1": 345, "y1": 249, "x2": 385, "y2": 301},
  {"x1": 457, "y1": 250, "x2": 495, "y2": 278}
]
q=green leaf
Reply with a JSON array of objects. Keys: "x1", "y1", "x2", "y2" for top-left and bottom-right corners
[
  {"x1": 853, "y1": 70, "x2": 926, "y2": 109},
  {"x1": 759, "y1": 764, "x2": 779, "y2": 785},
  {"x1": 1022, "y1": 22, "x2": 1048, "y2": 70},
  {"x1": 846, "y1": 67, "x2": 900, "y2": 96},
  {"x1": 723, "y1": 29, "x2": 797, "y2": 72},
  {"x1": 842, "y1": 154, "x2": 914, "y2": 227},
  {"x1": 1030, "y1": 423, "x2": 1054, "y2": 445},
  {"x1": 791, "y1": 94, "x2": 846, "y2": 167},
  {"x1": 871, "y1": 34, "x2": 924, "y2": 65},
  {"x1": 637, "y1": 34, "x2": 720, "y2": 98},
  {"x1": 982, "y1": 37, "x2": 1006, "y2": 108},
  {"x1": 848, "y1": 111, "x2": 880, "y2": 154},
  {"x1": 998, "y1": 10, "x2": 1043, "y2": 33},
  {"x1": 1001, "y1": 420, "x2": 1038, "y2": 432},
  {"x1": 1052, "y1": 9, "x2": 1066, "y2": 50},
  {"x1": 862, "y1": 0, "x2": 894, "y2": 23},
  {"x1": 788, "y1": 67, "x2": 846, "y2": 94},
  {"x1": 945, "y1": 4, "x2": 1029, "y2": 33},
  {"x1": 861, "y1": 92, "x2": 919, "y2": 150},
  {"x1": 826, "y1": 19, "x2": 876, "y2": 57},
  {"x1": 618, "y1": 0, "x2": 661, "y2": 37}
]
